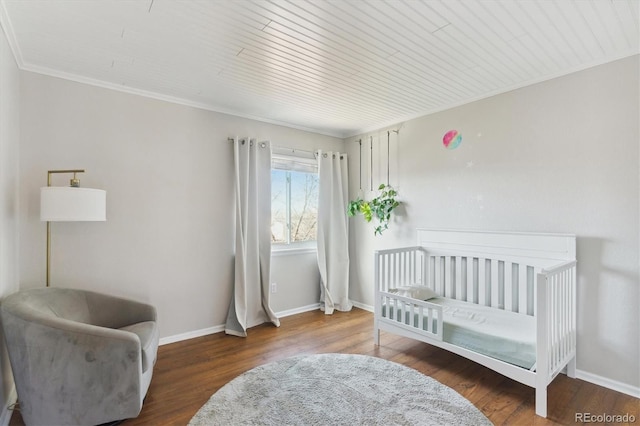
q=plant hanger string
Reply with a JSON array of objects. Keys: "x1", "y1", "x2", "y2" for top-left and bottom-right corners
[
  {"x1": 359, "y1": 139, "x2": 362, "y2": 191},
  {"x1": 358, "y1": 138, "x2": 363, "y2": 198},
  {"x1": 370, "y1": 136, "x2": 373, "y2": 191},
  {"x1": 386, "y1": 131, "x2": 390, "y2": 186}
]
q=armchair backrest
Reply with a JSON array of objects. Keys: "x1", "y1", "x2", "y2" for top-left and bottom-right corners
[{"x1": 2, "y1": 287, "x2": 157, "y2": 329}]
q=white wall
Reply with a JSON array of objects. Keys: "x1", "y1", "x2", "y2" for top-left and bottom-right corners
[
  {"x1": 18, "y1": 72, "x2": 343, "y2": 340},
  {"x1": 0, "y1": 22, "x2": 20, "y2": 422},
  {"x1": 270, "y1": 251, "x2": 320, "y2": 314},
  {"x1": 347, "y1": 56, "x2": 639, "y2": 391}
]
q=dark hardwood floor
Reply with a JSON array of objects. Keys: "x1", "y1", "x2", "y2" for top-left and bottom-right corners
[{"x1": 10, "y1": 308, "x2": 640, "y2": 425}]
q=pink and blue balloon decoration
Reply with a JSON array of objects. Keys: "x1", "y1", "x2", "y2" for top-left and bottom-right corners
[{"x1": 442, "y1": 130, "x2": 462, "y2": 149}]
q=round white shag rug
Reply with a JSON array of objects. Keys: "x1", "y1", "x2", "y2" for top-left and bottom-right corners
[{"x1": 189, "y1": 353, "x2": 493, "y2": 426}]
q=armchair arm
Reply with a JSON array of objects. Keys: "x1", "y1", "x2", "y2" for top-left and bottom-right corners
[{"x1": 84, "y1": 291, "x2": 157, "y2": 329}]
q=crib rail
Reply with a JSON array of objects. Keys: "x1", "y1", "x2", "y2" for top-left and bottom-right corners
[
  {"x1": 374, "y1": 246, "x2": 425, "y2": 292},
  {"x1": 425, "y1": 251, "x2": 540, "y2": 316},
  {"x1": 373, "y1": 246, "x2": 541, "y2": 323},
  {"x1": 378, "y1": 291, "x2": 443, "y2": 341}
]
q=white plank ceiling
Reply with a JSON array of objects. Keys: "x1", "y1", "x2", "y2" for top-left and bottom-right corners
[{"x1": 1, "y1": 0, "x2": 638, "y2": 137}]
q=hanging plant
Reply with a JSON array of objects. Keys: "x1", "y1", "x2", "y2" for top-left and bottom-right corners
[{"x1": 348, "y1": 184, "x2": 400, "y2": 235}]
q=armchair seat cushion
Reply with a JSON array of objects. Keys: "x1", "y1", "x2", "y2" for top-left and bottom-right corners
[{"x1": 120, "y1": 321, "x2": 158, "y2": 372}]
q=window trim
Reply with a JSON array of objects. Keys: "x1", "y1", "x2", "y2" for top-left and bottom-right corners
[{"x1": 271, "y1": 241, "x2": 317, "y2": 256}]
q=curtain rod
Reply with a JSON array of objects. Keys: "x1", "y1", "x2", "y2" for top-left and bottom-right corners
[
  {"x1": 228, "y1": 138, "x2": 316, "y2": 157},
  {"x1": 273, "y1": 146, "x2": 316, "y2": 157}
]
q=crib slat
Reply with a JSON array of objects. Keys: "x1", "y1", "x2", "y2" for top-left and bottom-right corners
[
  {"x1": 438, "y1": 256, "x2": 449, "y2": 296},
  {"x1": 564, "y1": 271, "x2": 569, "y2": 352},
  {"x1": 384, "y1": 254, "x2": 389, "y2": 291},
  {"x1": 518, "y1": 264, "x2": 528, "y2": 314},
  {"x1": 404, "y1": 251, "x2": 410, "y2": 285},
  {"x1": 409, "y1": 302, "x2": 414, "y2": 327},
  {"x1": 428, "y1": 256, "x2": 435, "y2": 292},
  {"x1": 380, "y1": 255, "x2": 386, "y2": 292},
  {"x1": 491, "y1": 259, "x2": 500, "y2": 308},
  {"x1": 556, "y1": 276, "x2": 560, "y2": 368},
  {"x1": 444, "y1": 256, "x2": 452, "y2": 298},
  {"x1": 451, "y1": 256, "x2": 458, "y2": 299},
  {"x1": 528, "y1": 266, "x2": 535, "y2": 316},
  {"x1": 393, "y1": 252, "x2": 398, "y2": 287},
  {"x1": 388, "y1": 254, "x2": 393, "y2": 291},
  {"x1": 550, "y1": 275, "x2": 557, "y2": 368},
  {"x1": 470, "y1": 258, "x2": 478, "y2": 304},
  {"x1": 382, "y1": 295, "x2": 387, "y2": 318},
  {"x1": 563, "y1": 272, "x2": 568, "y2": 357},
  {"x1": 406, "y1": 251, "x2": 411, "y2": 286},
  {"x1": 462, "y1": 257, "x2": 469, "y2": 302},
  {"x1": 439, "y1": 256, "x2": 446, "y2": 295},
  {"x1": 393, "y1": 298, "x2": 398, "y2": 321},
  {"x1": 403, "y1": 251, "x2": 409, "y2": 285},
  {"x1": 478, "y1": 258, "x2": 487, "y2": 306},
  {"x1": 499, "y1": 261, "x2": 505, "y2": 310},
  {"x1": 412, "y1": 251, "x2": 417, "y2": 285},
  {"x1": 455, "y1": 256, "x2": 463, "y2": 301},
  {"x1": 432, "y1": 256, "x2": 439, "y2": 294},
  {"x1": 560, "y1": 271, "x2": 566, "y2": 355},
  {"x1": 555, "y1": 274, "x2": 561, "y2": 367},
  {"x1": 504, "y1": 261, "x2": 513, "y2": 312},
  {"x1": 383, "y1": 253, "x2": 388, "y2": 291}
]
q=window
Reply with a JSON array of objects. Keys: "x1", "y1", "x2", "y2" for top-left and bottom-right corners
[{"x1": 271, "y1": 152, "x2": 318, "y2": 247}]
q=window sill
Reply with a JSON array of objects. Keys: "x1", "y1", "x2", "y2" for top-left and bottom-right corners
[{"x1": 271, "y1": 245, "x2": 317, "y2": 257}]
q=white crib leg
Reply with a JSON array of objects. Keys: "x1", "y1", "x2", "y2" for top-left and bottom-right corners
[
  {"x1": 566, "y1": 356, "x2": 577, "y2": 378},
  {"x1": 373, "y1": 321, "x2": 380, "y2": 346},
  {"x1": 535, "y1": 385, "x2": 547, "y2": 418}
]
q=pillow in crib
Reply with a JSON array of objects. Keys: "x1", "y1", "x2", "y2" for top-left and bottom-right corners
[{"x1": 392, "y1": 286, "x2": 438, "y2": 301}]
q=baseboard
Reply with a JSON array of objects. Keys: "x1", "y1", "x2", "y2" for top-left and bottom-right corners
[
  {"x1": 576, "y1": 369, "x2": 640, "y2": 399},
  {"x1": 275, "y1": 303, "x2": 321, "y2": 318},
  {"x1": 159, "y1": 325, "x2": 225, "y2": 346},
  {"x1": 159, "y1": 304, "x2": 322, "y2": 346},
  {"x1": 351, "y1": 301, "x2": 373, "y2": 312},
  {"x1": 0, "y1": 385, "x2": 16, "y2": 426}
]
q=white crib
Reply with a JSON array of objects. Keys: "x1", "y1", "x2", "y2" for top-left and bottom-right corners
[{"x1": 373, "y1": 229, "x2": 577, "y2": 418}]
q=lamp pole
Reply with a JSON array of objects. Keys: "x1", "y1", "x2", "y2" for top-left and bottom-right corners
[{"x1": 45, "y1": 169, "x2": 85, "y2": 287}]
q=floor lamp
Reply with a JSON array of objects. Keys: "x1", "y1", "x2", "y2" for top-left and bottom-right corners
[{"x1": 40, "y1": 169, "x2": 106, "y2": 287}]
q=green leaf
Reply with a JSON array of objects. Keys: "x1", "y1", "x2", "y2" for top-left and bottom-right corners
[{"x1": 361, "y1": 202, "x2": 372, "y2": 222}]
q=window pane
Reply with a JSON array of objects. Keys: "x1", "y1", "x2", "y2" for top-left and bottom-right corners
[
  {"x1": 271, "y1": 168, "x2": 319, "y2": 245},
  {"x1": 289, "y1": 171, "x2": 318, "y2": 243},
  {"x1": 271, "y1": 169, "x2": 287, "y2": 243}
]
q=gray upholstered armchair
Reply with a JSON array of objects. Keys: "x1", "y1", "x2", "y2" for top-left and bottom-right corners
[{"x1": 1, "y1": 287, "x2": 159, "y2": 426}]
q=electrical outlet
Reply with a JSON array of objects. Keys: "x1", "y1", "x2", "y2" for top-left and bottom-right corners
[{"x1": 271, "y1": 282, "x2": 277, "y2": 293}]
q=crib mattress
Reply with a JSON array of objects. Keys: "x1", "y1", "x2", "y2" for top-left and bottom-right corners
[{"x1": 383, "y1": 297, "x2": 536, "y2": 369}]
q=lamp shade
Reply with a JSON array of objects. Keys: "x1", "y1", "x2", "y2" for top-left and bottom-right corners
[{"x1": 40, "y1": 187, "x2": 106, "y2": 222}]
